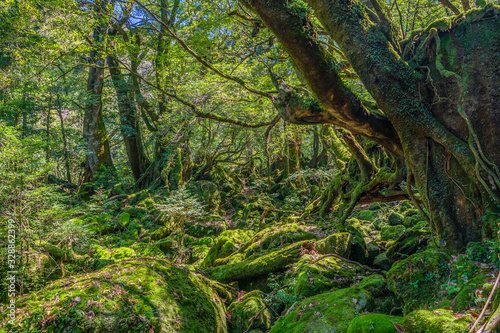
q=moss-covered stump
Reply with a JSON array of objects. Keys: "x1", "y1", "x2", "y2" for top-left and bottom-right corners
[
  {"x1": 200, "y1": 229, "x2": 253, "y2": 268},
  {"x1": 387, "y1": 249, "x2": 452, "y2": 312},
  {"x1": 402, "y1": 309, "x2": 472, "y2": 333},
  {"x1": 315, "y1": 232, "x2": 351, "y2": 257},
  {"x1": 347, "y1": 313, "x2": 403, "y2": 333},
  {"x1": 7, "y1": 259, "x2": 228, "y2": 333},
  {"x1": 381, "y1": 225, "x2": 406, "y2": 241},
  {"x1": 269, "y1": 286, "x2": 374, "y2": 333},
  {"x1": 228, "y1": 290, "x2": 271, "y2": 333},
  {"x1": 284, "y1": 254, "x2": 364, "y2": 298},
  {"x1": 206, "y1": 240, "x2": 315, "y2": 283},
  {"x1": 385, "y1": 228, "x2": 431, "y2": 263}
]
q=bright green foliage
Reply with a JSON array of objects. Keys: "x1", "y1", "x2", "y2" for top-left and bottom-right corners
[{"x1": 453, "y1": 275, "x2": 493, "y2": 311}]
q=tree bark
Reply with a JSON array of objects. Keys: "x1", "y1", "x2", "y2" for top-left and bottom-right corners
[
  {"x1": 83, "y1": 2, "x2": 114, "y2": 182},
  {"x1": 243, "y1": 1, "x2": 500, "y2": 249},
  {"x1": 107, "y1": 55, "x2": 150, "y2": 181}
]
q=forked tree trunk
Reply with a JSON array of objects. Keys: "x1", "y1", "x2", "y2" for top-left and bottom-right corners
[{"x1": 244, "y1": 0, "x2": 500, "y2": 249}]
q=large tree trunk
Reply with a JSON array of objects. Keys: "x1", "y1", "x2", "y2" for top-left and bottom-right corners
[
  {"x1": 107, "y1": 55, "x2": 150, "y2": 181},
  {"x1": 243, "y1": 0, "x2": 500, "y2": 249},
  {"x1": 83, "y1": 5, "x2": 114, "y2": 182}
]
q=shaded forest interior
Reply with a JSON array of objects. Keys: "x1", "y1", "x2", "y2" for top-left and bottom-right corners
[{"x1": 1, "y1": 0, "x2": 500, "y2": 332}]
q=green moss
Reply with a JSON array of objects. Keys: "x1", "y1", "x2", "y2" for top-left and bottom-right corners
[
  {"x1": 269, "y1": 286, "x2": 374, "y2": 333},
  {"x1": 402, "y1": 309, "x2": 471, "y2": 333},
  {"x1": 200, "y1": 229, "x2": 253, "y2": 268},
  {"x1": 347, "y1": 313, "x2": 403, "y2": 333},
  {"x1": 315, "y1": 232, "x2": 351, "y2": 257},
  {"x1": 92, "y1": 244, "x2": 136, "y2": 261},
  {"x1": 387, "y1": 212, "x2": 404, "y2": 226},
  {"x1": 387, "y1": 249, "x2": 452, "y2": 312},
  {"x1": 451, "y1": 256, "x2": 479, "y2": 287},
  {"x1": 466, "y1": 242, "x2": 492, "y2": 263},
  {"x1": 206, "y1": 240, "x2": 315, "y2": 283},
  {"x1": 381, "y1": 225, "x2": 406, "y2": 241},
  {"x1": 386, "y1": 229, "x2": 431, "y2": 263},
  {"x1": 118, "y1": 212, "x2": 130, "y2": 227},
  {"x1": 228, "y1": 290, "x2": 270, "y2": 333},
  {"x1": 356, "y1": 210, "x2": 376, "y2": 221},
  {"x1": 454, "y1": 275, "x2": 493, "y2": 311},
  {"x1": 9, "y1": 259, "x2": 228, "y2": 333},
  {"x1": 285, "y1": 254, "x2": 363, "y2": 298}
]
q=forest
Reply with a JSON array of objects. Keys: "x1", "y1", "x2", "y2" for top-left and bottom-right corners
[{"x1": 1, "y1": 0, "x2": 500, "y2": 332}]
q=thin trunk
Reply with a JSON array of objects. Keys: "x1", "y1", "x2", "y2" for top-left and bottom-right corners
[
  {"x1": 57, "y1": 95, "x2": 72, "y2": 184},
  {"x1": 45, "y1": 97, "x2": 51, "y2": 163}
]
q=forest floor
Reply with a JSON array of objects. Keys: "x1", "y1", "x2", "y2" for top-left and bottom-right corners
[{"x1": 1, "y1": 174, "x2": 499, "y2": 333}]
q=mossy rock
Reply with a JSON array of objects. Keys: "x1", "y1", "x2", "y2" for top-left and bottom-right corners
[
  {"x1": 201, "y1": 229, "x2": 254, "y2": 268},
  {"x1": 402, "y1": 309, "x2": 471, "y2": 333},
  {"x1": 356, "y1": 210, "x2": 376, "y2": 221},
  {"x1": 315, "y1": 232, "x2": 351, "y2": 257},
  {"x1": 232, "y1": 223, "x2": 318, "y2": 261},
  {"x1": 454, "y1": 275, "x2": 495, "y2": 311},
  {"x1": 228, "y1": 290, "x2": 271, "y2": 333},
  {"x1": 387, "y1": 212, "x2": 404, "y2": 226},
  {"x1": 8, "y1": 259, "x2": 228, "y2": 333},
  {"x1": 381, "y1": 225, "x2": 406, "y2": 241},
  {"x1": 387, "y1": 249, "x2": 452, "y2": 312},
  {"x1": 269, "y1": 286, "x2": 374, "y2": 333},
  {"x1": 386, "y1": 229, "x2": 431, "y2": 263},
  {"x1": 466, "y1": 242, "x2": 492, "y2": 263},
  {"x1": 451, "y1": 256, "x2": 480, "y2": 288},
  {"x1": 184, "y1": 219, "x2": 227, "y2": 238},
  {"x1": 347, "y1": 313, "x2": 403, "y2": 333},
  {"x1": 341, "y1": 219, "x2": 369, "y2": 264},
  {"x1": 92, "y1": 244, "x2": 136, "y2": 261},
  {"x1": 374, "y1": 253, "x2": 392, "y2": 271},
  {"x1": 206, "y1": 240, "x2": 315, "y2": 283},
  {"x1": 285, "y1": 254, "x2": 364, "y2": 298}
]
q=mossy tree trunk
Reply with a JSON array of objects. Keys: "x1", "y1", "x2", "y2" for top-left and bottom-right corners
[
  {"x1": 243, "y1": 0, "x2": 500, "y2": 249},
  {"x1": 83, "y1": 1, "x2": 114, "y2": 182}
]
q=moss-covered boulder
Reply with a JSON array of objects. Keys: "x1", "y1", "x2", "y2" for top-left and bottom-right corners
[
  {"x1": 201, "y1": 229, "x2": 253, "y2": 268},
  {"x1": 237, "y1": 224, "x2": 318, "y2": 259},
  {"x1": 387, "y1": 249, "x2": 452, "y2": 312},
  {"x1": 284, "y1": 254, "x2": 364, "y2": 298},
  {"x1": 269, "y1": 286, "x2": 374, "y2": 333},
  {"x1": 387, "y1": 212, "x2": 405, "y2": 226},
  {"x1": 356, "y1": 210, "x2": 376, "y2": 221},
  {"x1": 402, "y1": 309, "x2": 471, "y2": 333},
  {"x1": 451, "y1": 256, "x2": 480, "y2": 288},
  {"x1": 373, "y1": 253, "x2": 392, "y2": 271},
  {"x1": 466, "y1": 242, "x2": 492, "y2": 263},
  {"x1": 385, "y1": 229, "x2": 431, "y2": 263},
  {"x1": 453, "y1": 275, "x2": 495, "y2": 311},
  {"x1": 206, "y1": 240, "x2": 315, "y2": 283},
  {"x1": 228, "y1": 290, "x2": 271, "y2": 333},
  {"x1": 8, "y1": 259, "x2": 228, "y2": 333},
  {"x1": 315, "y1": 232, "x2": 351, "y2": 257},
  {"x1": 381, "y1": 225, "x2": 406, "y2": 241},
  {"x1": 347, "y1": 313, "x2": 403, "y2": 333}
]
